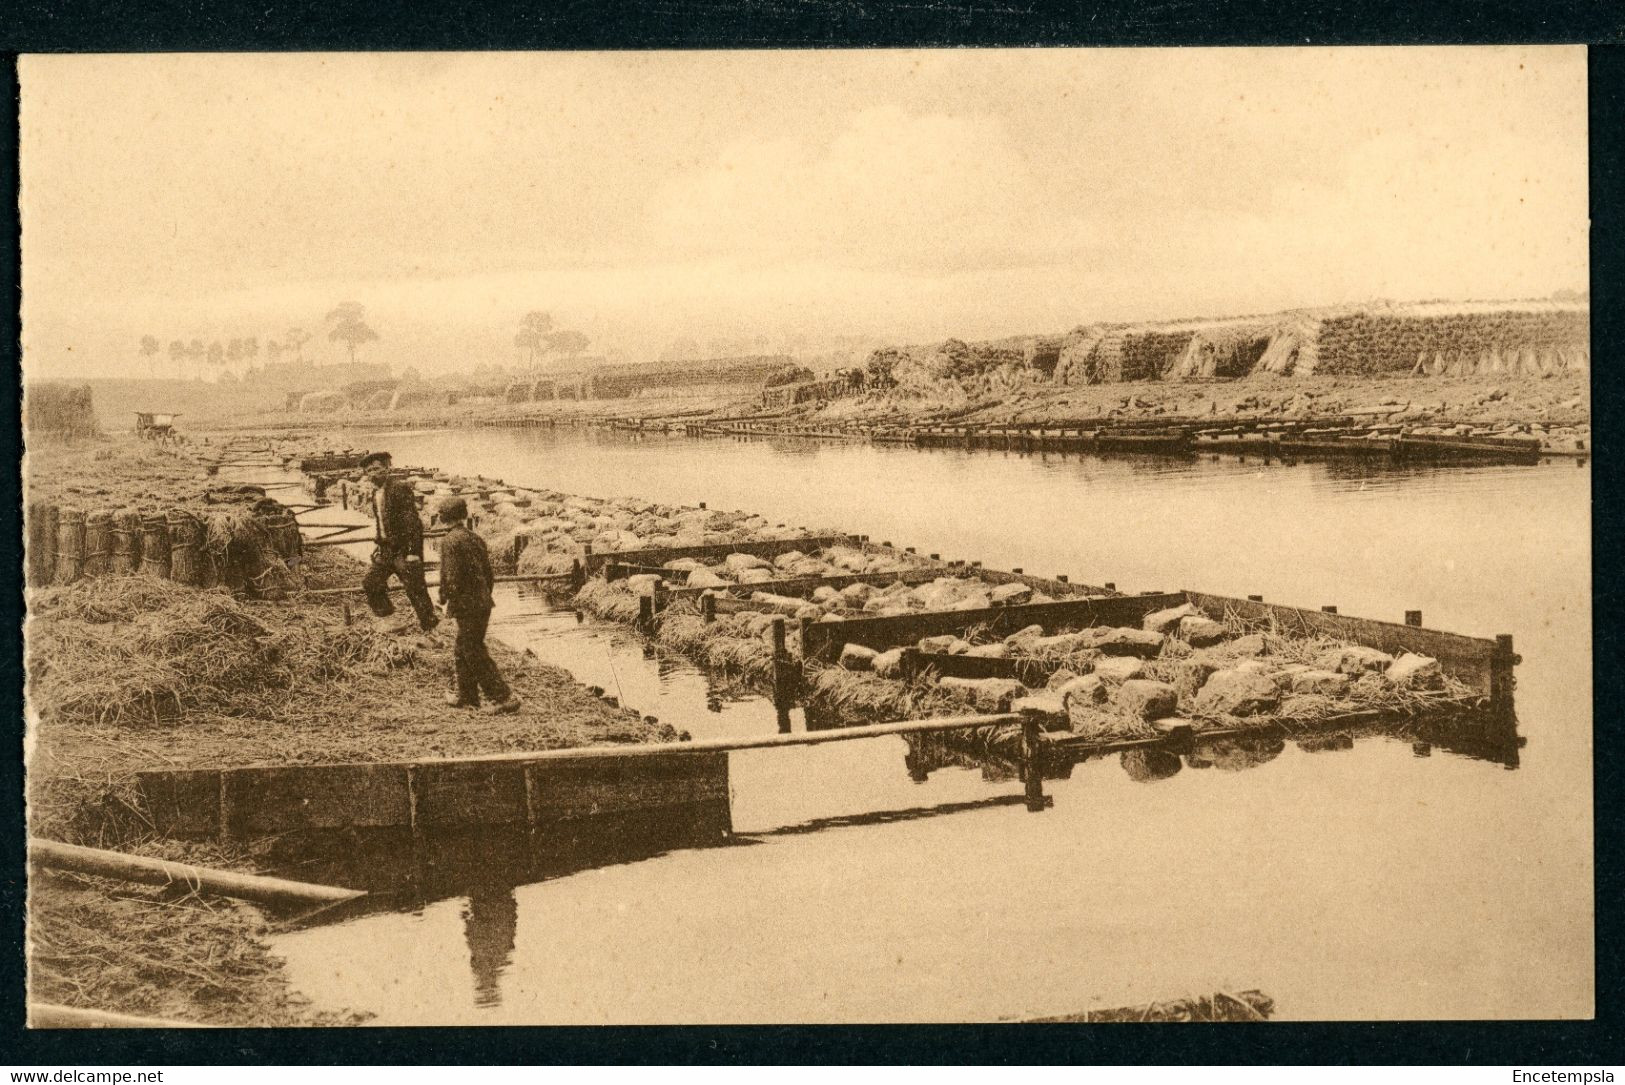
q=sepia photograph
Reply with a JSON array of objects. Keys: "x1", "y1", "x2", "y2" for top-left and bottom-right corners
[{"x1": 17, "y1": 46, "x2": 1592, "y2": 1031}]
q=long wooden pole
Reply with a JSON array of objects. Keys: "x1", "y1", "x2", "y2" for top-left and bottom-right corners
[
  {"x1": 28, "y1": 1003, "x2": 208, "y2": 1029},
  {"x1": 417, "y1": 712, "x2": 1022, "y2": 766},
  {"x1": 300, "y1": 572, "x2": 573, "y2": 596},
  {"x1": 30, "y1": 840, "x2": 365, "y2": 908}
]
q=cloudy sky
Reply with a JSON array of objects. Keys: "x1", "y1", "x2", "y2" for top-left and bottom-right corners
[{"x1": 21, "y1": 47, "x2": 1588, "y2": 378}]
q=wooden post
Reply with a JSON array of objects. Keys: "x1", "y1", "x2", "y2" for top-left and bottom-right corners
[
  {"x1": 1321, "y1": 605, "x2": 1338, "y2": 614},
  {"x1": 1012, "y1": 567, "x2": 1023, "y2": 574},
  {"x1": 1248, "y1": 594, "x2": 1263, "y2": 602},
  {"x1": 637, "y1": 595, "x2": 655, "y2": 632},
  {"x1": 570, "y1": 559, "x2": 584, "y2": 590},
  {"x1": 770, "y1": 613, "x2": 796, "y2": 714},
  {"x1": 1022, "y1": 716, "x2": 1046, "y2": 813},
  {"x1": 1405, "y1": 610, "x2": 1423, "y2": 627},
  {"x1": 701, "y1": 593, "x2": 717, "y2": 623},
  {"x1": 1492, "y1": 633, "x2": 1518, "y2": 715}
]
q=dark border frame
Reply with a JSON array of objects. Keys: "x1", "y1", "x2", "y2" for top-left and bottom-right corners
[{"x1": 1, "y1": 5, "x2": 1620, "y2": 1066}]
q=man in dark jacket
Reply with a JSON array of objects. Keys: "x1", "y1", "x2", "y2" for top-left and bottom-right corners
[
  {"x1": 359, "y1": 451, "x2": 439, "y2": 633},
  {"x1": 437, "y1": 496, "x2": 521, "y2": 714}
]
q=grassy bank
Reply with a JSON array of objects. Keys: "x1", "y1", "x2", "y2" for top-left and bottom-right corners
[{"x1": 24, "y1": 437, "x2": 682, "y2": 1026}]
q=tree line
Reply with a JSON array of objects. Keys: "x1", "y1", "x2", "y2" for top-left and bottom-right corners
[
  {"x1": 139, "y1": 304, "x2": 600, "y2": 381},
  {"x1": 138, "y1": 302, "x2": 383, "y2": 381}
]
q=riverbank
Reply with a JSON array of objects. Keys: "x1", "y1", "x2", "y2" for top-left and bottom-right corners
[
  {"x1": 24, "y1": 436, "x2": 681, "y2": 1025},
  {"x1": 216, "y1": 370, "x2": 1589, "y2": 456}
]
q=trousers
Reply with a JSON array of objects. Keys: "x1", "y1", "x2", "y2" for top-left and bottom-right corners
[
  {"x1": 452, "y1": 607, "x2": 513, "y2": 706},
  {"x1": 362, "y1": 551, "x2": 439, "y2": 630}
]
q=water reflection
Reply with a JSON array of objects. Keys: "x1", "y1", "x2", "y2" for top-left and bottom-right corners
[
  {"x1": 293, "y1": 425, "x2": 1583, "y2": 1021},
  {"x1": 1121, "y1": 748, "x2": 1183, "y2": 782},
  {"x1": 465, "y1": 888, "x2": 518, "y2": 1008}
]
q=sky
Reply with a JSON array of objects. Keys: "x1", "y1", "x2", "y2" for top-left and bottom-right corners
[{"x1": 19, "y1": 47, "x2": 1590, "y2": 379}]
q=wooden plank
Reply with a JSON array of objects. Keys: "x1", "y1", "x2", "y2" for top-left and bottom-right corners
[
  {"x1": 801, "y1": 593, "x2": 1188, "y2": 662},
  {"x1": 1183, "y1": 591, "x2": 1501, "y2": 695},
  {"x1": 137, "y1": 768, "x2": 220, "y2": 837},
  {"x1": 221, "y1": 764, "x2": 411, "y2": 835},
  {"x1": 902, "y1": 651, "x2": 1060, "y2": 687},
  {"x1": 666, "y1": 568, "x2": 942, "y2": 600},
  {"x1": 580, "y1": 534, "x2": 858, "y2": 576},
  {"x1": 411, "y1": 760, "x2": 530, "y2": 828},
  {"x1": 526, "y1": 752, "x2": 730, "y2": 819}
]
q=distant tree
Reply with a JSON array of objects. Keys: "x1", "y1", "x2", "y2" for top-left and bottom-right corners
[
  {"x1": 244, "y1": 336, "x2": 260, "y2": 365},
  {"x1": 326, "y1": 302, "x2": 379, "y2": 365},
  {"x1": 547, "y1": 329, "x2": 590, "y2": 358},
  {"x1": 187, "y1": 339, "x2": 206, "y2": 380},
  {"x1": 167, "y1": 339, "x2": 186, "y2": 380},
  {"x1": 514, "y1": 311, "x2": 554, "y2": 368},
  {"x1": 267, "y1": 341, "x2": 283, "y2": 365},
  {"x1": 139, "y1": 335, "x2": 160, "y2": 378},
  {"x1": 207, "y1": 342, "x2": 226, "y2": 377},
  {"x1": 284, "y1": 327, "x2": 311, "y2": 364}
]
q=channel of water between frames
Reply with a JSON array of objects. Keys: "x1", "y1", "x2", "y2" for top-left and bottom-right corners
[{"x1": 262, "y1": 427, "x2": 1591, "y2": 1024}]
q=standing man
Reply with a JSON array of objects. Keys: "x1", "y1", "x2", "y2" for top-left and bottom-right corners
[
  {"x1": 360, "y1": 451, "x2": 439, "y2": 634},
  {"x1": 436, "y1": 496, "x2": 521, "y2": 714}
]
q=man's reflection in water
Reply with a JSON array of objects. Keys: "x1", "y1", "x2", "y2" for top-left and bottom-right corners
[{"x1": 464, "y1": 887, "x2": 519, "y2": 1008}]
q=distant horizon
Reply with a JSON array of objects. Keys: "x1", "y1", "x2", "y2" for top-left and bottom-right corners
[{"x1": 21, "y1": 287, "x2": 1593, "y2": 386}]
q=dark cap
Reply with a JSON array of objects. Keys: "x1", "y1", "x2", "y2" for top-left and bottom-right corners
[
  {"x1": 437, "y1": 496, "x2": 468, "y2": 522},
  {"x1": 359, "y1": 451, "x2": 392, "y2": 469}
]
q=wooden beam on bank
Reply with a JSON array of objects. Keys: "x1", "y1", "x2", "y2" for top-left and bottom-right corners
[
  {"x1": 29, "y1": 840, "x2": 365, "y2": 908},
  {"x1": 300, "y1": 572, "x2": 574, "y2": 596},
  {"x1": 28, "y1": 1003, "x2": 209, "y2": 1029}
]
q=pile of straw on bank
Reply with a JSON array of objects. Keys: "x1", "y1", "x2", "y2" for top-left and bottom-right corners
[{"x1": 25, "y1": 577, "x2": 410, "y2": 731}]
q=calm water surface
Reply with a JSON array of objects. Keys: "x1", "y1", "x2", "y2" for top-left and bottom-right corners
[{"x1": 273, "y1": 430, "x2": 1592, "y2": 1022}]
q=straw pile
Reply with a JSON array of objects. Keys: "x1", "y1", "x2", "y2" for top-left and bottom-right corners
[
  {"x1": 25, "y1": 382, "x2": 101, "y2": 441},
  {"x1": 30, "y1": 865, "x2": 365, "y2": 1026}
]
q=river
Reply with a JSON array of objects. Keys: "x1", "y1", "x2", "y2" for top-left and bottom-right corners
[{"x1": 271, "y1": 428, "x2": 1592, "y2": 1023}]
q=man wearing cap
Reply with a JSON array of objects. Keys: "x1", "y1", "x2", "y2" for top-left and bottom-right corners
[
  {"x1": 436, "y1": 495, "x2": 521, "y2": 713},
  {"x1": 359, "y1": 451, "x2": 439, "y2": 634}
]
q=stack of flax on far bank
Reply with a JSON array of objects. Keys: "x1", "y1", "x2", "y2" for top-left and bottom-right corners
[{"x1": 25, "y1": 451, "x2": 305, "y2": 600}]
